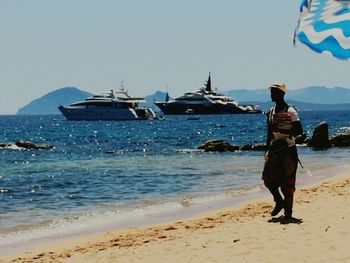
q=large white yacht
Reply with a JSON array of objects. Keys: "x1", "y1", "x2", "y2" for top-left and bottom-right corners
[
  {"x1": 58, "y1": 88, "x2": 156, "y2": 121},
  {"x1": 154, "y1": 74, "x2": 261, "y2": 115}
]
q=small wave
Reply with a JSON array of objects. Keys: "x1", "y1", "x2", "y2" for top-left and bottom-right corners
[
  {"x1": 338, "y1": 126, "x2": 350, "y2": 133},
  {"x1": 0, "y1": 185, "x2": 267, "y2": 251},
  {"x1": 225, "y1": 185, "x2": 265, "y2": 197},
  {"x1": 176, "y1": 186, "x2": 265, "y2": 208},
  {"x1": 0, "y1": 144, "x2": 24, "y2": 151},
  {"x1": 176, "y1": 149, "x2": 203, "y2": 153},
  {"x1": 0, "y1": 188, "x2": 12, "y2": 193},
  {"x1": 0, "y1": 201, "x2": 183, "y2": 249}
]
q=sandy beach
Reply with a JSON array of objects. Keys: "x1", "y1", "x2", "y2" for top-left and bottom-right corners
[{"x1": 1, "y1": 169, "x2": 350, "y2": 263}]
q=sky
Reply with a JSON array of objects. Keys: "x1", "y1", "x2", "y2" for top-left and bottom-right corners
[{"x1": 1, "y1": 0, "x2": 349, "y2": 114}]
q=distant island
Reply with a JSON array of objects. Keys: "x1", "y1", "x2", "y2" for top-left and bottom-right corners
[
  {"x1": 16, "y1": 86, "x2": 350, "y2": 115},
  {"x1": 17, "y1": 87, "x2": 93, "y2": 115}
]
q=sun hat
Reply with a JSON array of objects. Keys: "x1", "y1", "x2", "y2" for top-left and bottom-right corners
[{"x1": 269, "y1": 82, "x2": 287, "y2": 94}]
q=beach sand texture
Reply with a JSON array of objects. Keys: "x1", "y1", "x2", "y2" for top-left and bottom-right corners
[{"x1": 1, "y1": 171, "x2": 350, "y2": 263}]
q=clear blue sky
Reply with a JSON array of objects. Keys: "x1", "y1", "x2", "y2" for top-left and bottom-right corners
[{"x1": 1, "y1": 0, "x2": 349, "y2": 114}]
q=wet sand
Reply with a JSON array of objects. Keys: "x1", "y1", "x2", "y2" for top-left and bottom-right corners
[{"x1": 1, "y1": 170, "x2": 350, "y2": 263}]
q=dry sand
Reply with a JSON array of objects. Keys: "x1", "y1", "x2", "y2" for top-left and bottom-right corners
[{"x1": 1, "y1": 171, "x2": 350, "y2": 263}]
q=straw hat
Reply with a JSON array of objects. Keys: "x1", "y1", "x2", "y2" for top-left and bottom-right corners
[{"x1": 269, "y1": 82, "x2": 287, "y2": 94}]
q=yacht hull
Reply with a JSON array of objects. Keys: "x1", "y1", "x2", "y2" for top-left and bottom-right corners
[
  {"x1": 154, "y1": 102, "x2": 261, "y2": 115},
  {"x1": 58, "y1": 106, "x2": 155, "y2": 120}
]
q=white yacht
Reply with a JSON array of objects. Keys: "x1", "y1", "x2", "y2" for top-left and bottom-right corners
[
  {"x1": 154, "y1": 74, "x2": 261, "y2": 115},
  {"x1": 58, "y1": 88, "x2": 156, "y2": 121}
]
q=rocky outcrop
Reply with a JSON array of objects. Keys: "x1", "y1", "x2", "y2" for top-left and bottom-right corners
[
  {"x1": 240, "y1": 144, "x2": 254, "y2": 151},
  {"x1": 330, "y1": 134, "x2": 350, "y2": 147},
  {"x1": 197, "y1": 140, "x2": 239, "y2": 152},
  {"x1": 15, "y1": 140, "x2": 54, "y2": 150},
  {"x1": 308, "y1": 121, "x2": 331, "y2": 149},
  {"x1": 240, "y1": 143, "x2": 267, "y2": 151},
  {"x1": 0, "y1": 140, "x2": 54, "y2": 150},
  {"x1": 198, "y1": 121, "x2": 350, "y2": 153},
  {"x1": 0, "y1": 143, "x2": 12, "y2": 148}
]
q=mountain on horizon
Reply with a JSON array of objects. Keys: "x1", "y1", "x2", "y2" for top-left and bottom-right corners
[
  {"x1": 241, "y1": 100, "x2": 350, "y2": 112},
  {"x1": 16, "y1": 86, "x2": 350, "y2": 115},
  {"x1": 226, "y1": 86, "x2": 350, "y2": 104},
  {"x1": 141, "y1": 91, "x2": 169, "y2": 111},
  {"x1": 17, "y1": 87, "x2": 93, "y2": 115}
]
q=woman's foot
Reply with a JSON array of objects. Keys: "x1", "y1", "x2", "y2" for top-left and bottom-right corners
[{"x1": 271, "y1": 203, "x2": 284, "y2": 216}]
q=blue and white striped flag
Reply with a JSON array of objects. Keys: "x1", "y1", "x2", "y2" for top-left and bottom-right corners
[{"x1": 294, "y1": 0, "x2": 350, "y2": 60}]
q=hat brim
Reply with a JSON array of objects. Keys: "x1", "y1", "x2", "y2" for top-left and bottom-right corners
[{"x1": 269, "y1": 85, "x2": 287, "y2": 94}]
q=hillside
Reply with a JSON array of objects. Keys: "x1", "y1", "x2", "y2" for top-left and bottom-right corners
[
  {"x1": 141, "y1": 91, "x2": 168, "y2": 111},
  {"x1": 16, "y1": 87, "x2": 92, "y2": 115},
  {"x1": 226, "y1": 86, "x2": 350, "y2": 105},
  {"x1": 241, "y1": 100, "x2": 350, "y2": 112}
]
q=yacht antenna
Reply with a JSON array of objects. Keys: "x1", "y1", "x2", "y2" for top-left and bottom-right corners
[
  {"x1": 165, "y1": 86, "x2": 169, "y2": 102},
  {"x1": 205, "y1": 72, "x2": 212, "y2": 93},
  {"x1": 120, "y1": 80, "x2": 125, "y2": 91}
]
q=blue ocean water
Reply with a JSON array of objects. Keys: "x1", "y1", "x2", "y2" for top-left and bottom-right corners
[{"x1": 0, "y1": 111, "x2": 349, "y2": 249}]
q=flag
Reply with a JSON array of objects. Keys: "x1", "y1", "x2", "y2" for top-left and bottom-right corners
[{"x1": 294, "y1": 0, "x2": 350, "y2": 60}]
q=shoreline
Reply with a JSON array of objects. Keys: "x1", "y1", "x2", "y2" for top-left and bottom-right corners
[
  {"x1": 1, "y1": 163, "x2": 347, "y2": 257},
  {"x1": 1, "y1": 164, "x2": 350, "y2": 262}
]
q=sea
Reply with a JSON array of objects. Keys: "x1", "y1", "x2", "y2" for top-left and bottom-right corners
[{"x1": 1, "y1": 111, "x2": 350, "y2": 254}]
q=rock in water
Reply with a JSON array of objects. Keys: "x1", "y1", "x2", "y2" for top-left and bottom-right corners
[
  {"x1": 14, "y1": 140, "x2": 54, "y2": 150},
  {"x1": 240, "y1": 144, "x2": 253, "y2": 151},
  {"x1": 251, "y1": 143, "x2": 267, "y2": 151},
  {"x1": 197, "y1": 140, "x2": 239, "y2": 152},
  {"x1": 240, "y1": 143, "x2": 267, "y2": 151},
  {"x1": 330, "y1": 134, "x2": 350, "y2": 147},
  {"x1": 308, "y1": 121, "x2": 331, "y2": 149}
]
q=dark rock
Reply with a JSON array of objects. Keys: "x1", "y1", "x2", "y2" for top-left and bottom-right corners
[
  {"x1": 240, "y1": 144, "x2": 253, "y2": 151},
  {"x1": 330, "y1": 134, "x2": 350, "y2": 147},
  {"x1": 105, "y1": 150, "x2": 117, "y2": 154},
  {"x1": 308, "y1": 121, "x2": 331, "y2": 149},
  {"x1": 14, "y1": 140, "x2": 54, "y2": 150},
  {"x1": 198, "y1": 140, "x2": 239, "y2": 152},
  {"x1": 240, "y1": 143, "x2": 267, "y2": 151},
  {"x1": 0, "y1": 143, "x2": 12, "y2": 148},
  {"x1": 251, "y1": 144, "x2": 267, "y2": 151}
]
